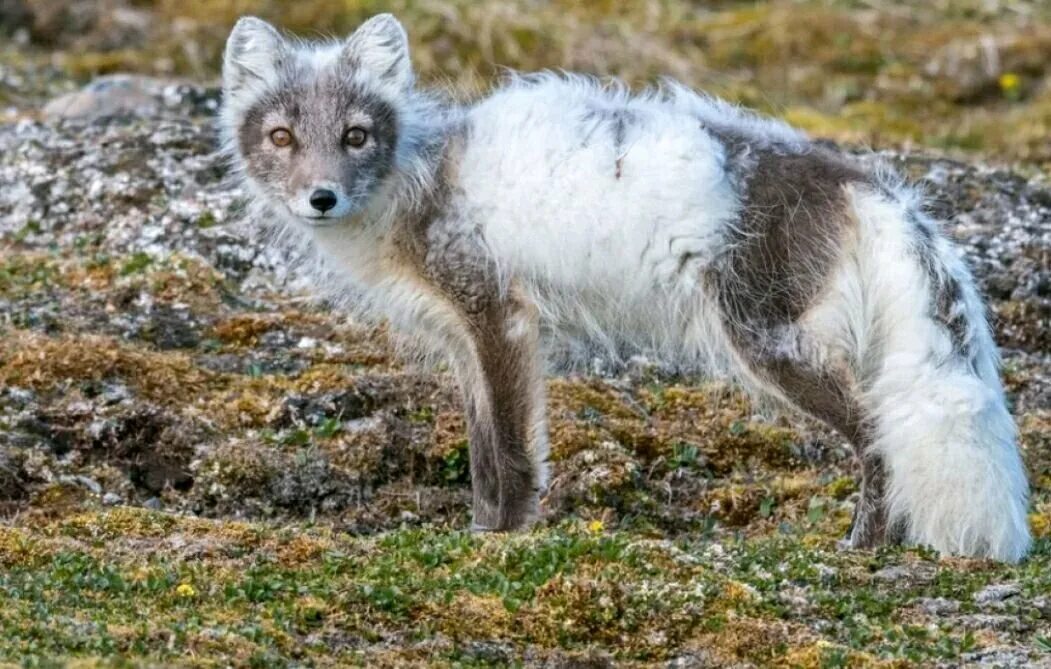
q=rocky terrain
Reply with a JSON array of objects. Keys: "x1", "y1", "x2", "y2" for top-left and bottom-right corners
[{"x1": 1, "y1": 1, "x2": 1050, "y2": 667}]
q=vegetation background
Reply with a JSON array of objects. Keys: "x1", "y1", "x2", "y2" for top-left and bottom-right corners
[{"x1": 0, "y1": 0, "x2": 1049, "y2": 666}]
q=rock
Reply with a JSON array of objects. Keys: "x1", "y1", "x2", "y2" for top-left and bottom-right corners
[
  {"x1": 57, "y1": 474, "x2": 102, "y2": 494},
  {"x1": 143, "y1": 496, "x2": 162, "y2": 510},
  {"x1": 915, "y1": 597, "x2": 961, "y2": 616},
  {"x1": 975, "y1": 583, "x2": 1022, "y2": 608},
  {"x1": 665, "y1": 650, "x2": 718, "y2": 668},
  {"x1": 956, "y1": 614, "x2": 1030, "y2": 632},
  {"x1": 42, "y1": 75, "x2": 219, "y2": 121},
  {"x1": 1033, "y1": 596, "x2": 1051, "y2": 619},
  {"x1": 268, "y1": 454, "x2": 358, "y2": 513},
  {"x1": 873, "y1": 564, "x2": 932, "y2": 584},
  {"x1": 275, "y1": 387, "x2": 378, "y2": 428},
  {"x1": 1, "y1": 386, "x2": 35, "y2": 409},
  {"x1": 815, "y1": 563, "x2": 838, "y2": 585},
  {"x1": 960, "y1": 646, "x2": 1049, "y2": 668},
  {"x1": 102, "y1": 492, "x2": 122, "y2": 506},
  {"x1": 457, "y1": 641, "x2": 513, "y2": 665},
  {"x1": 139, "y1": 304, "x2": 202, "y2": 350},
  {"x1": 99, "y1": 382, "x2": 132, "y2": 405},
  {"x1": 43, "y1": 75, "x2": 162, "y2": 121}
]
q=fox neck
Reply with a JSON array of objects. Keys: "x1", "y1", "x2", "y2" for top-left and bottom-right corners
[{"x1": 359, "y1": 91, "x2": 462, "y2": 231}]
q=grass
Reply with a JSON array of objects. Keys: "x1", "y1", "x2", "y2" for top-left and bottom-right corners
[
  {"x1": 0, "y1": 245, "x2": 1048, "y2": 665},
  {"x1": 1, "y1": 509, "x2": 1048, "y2": 666}
]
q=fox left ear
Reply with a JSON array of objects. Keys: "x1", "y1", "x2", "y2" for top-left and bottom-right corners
[{"x1": 343, "y1": 14, "x2": 413, "y2": 94}]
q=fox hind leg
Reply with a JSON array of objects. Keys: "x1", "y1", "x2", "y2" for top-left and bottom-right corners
[{"x1": 729, "y1": 332, "x2": 899, "y2": 549}]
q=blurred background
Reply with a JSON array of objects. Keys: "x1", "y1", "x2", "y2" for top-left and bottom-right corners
[{"x1": 2, "y1": 0, "x2": 1050, "y2": 168}]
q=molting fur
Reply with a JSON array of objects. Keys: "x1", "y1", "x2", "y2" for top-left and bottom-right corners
[{"x1": 220, "y1": 14, "x2": 1031, "y2": 560}]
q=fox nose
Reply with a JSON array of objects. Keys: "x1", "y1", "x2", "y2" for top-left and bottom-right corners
[{"x1": 309, "y1": 189, "x2": 338, "y2": 213}]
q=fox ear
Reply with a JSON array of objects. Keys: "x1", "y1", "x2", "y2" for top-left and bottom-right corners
[
  {"x1": 224, "y1": 16, "x2": 287, "y2": 96},
  {"x1": 343, "y1": 14, "x2": 413, "y2": 93}
]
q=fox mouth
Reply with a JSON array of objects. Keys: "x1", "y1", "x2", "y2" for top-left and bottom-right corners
[
  {"x1": 301, "y1": 215, "x2": 343, "y2": 226},
  {"x1": 280, "y1": 195, "x2": 361, "y2": 226},
  {"x1": 285, "y1": 204, "x2": 349, "y2": 227}
]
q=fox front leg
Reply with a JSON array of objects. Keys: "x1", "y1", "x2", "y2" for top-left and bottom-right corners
[
  {"x1": 419, "y1": 225, "x2": 549, "y2": 531},
  {"x1": 454, "y1": 289, "x2": 549, "y2": 531}
]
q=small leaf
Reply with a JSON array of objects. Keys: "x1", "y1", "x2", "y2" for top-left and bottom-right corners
[{"x1": 759, "y1": 496, "x2": 775, "y2": 518}]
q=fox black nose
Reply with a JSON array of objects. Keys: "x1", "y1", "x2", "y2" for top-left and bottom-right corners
[{"x1": 309, "y1": 189, "x2": 338, "y2": 213}]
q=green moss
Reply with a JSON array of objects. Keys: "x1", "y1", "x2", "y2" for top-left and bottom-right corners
[
  {"x1": 119, "y1": 252, "x2": 153, "y2": 276},
  {"x1": 1, "y1": 512, "x2": 1049, "y2": 665}
]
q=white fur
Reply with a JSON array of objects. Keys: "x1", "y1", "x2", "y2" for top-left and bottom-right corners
[
  {"x1": 457, "y1": 74, "x2": 742, "y2": 370},
  {"x1": 221, "y1": 17, "x2": 1031, "y2": 560},
  {"x1": 847, "y1": 186, "x2": 1030, "y2": 562}
]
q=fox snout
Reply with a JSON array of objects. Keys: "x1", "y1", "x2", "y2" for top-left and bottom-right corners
[
  {"x1": 288, "y1": 182, "x2": 354, "y2": 222},
  {"x1": 309, "y1": 189, "x2": 338, "y2": 213}
]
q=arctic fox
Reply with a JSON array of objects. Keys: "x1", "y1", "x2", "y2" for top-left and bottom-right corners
[{"x1": 220, "y1": 14, "x2": 1031, "y2": 561}]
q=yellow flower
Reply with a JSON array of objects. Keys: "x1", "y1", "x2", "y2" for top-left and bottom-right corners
[
  {"x1": 999, "y1": 72, "x2": 1021, "y2": 93},
  {"x1": 175, "y1": 583, "x2": 196, "y2": 598},
  {"x1": 587, "y1": 519, "x2": 604, "y2": 534}
]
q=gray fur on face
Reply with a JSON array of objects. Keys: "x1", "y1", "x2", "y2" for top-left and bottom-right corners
[{"x1": 237, "y1": 63, "x2": 400, "y2": 220}]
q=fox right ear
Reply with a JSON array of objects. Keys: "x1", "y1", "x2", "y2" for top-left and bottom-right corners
[{"x1": 223, "y1": 17, "x2": 287, "y2": 96}]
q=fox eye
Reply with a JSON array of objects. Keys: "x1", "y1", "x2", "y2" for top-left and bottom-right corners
[
  {"x1": 270, "y1": 128, "x2": 293, "y2": 147},
  {"x1": 344, "y1": 127, "x2": 368, "y2": 148}
]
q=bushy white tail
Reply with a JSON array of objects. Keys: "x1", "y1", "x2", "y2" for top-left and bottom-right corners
[{"x1": 851, "y1": 186, "x2": 1031, "y2": 562}]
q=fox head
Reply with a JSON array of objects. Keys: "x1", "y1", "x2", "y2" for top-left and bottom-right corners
[{"x1": 221, "y1": 14, "x2": 414, "y2": 225}]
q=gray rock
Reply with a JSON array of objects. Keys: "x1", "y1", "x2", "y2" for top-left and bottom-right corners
[
  {"x1": 975, "y1": 583, "x2": 1022, "y2": 607},
  {"x1": 665, "y1": 650, "x2": 717, "y2": 668},
  {"x1": 959, "y1": 646, "x2": 1048, "y2": 668},
  {"x1": 42, "y1": 75, "x2": 220, "y2": 121},
  {"x1": 916, "y1": 597, "x2": 961, "y2": 616},
  {"x1": 43, "y1": 75, "x2": 160, "y2": 121},
  {"x1": 956, "y1": 614, "x2": 1030, "y2": 632},
  {"x1": 1032, "y1": 595, "x2": 1051, "y2": 619},
  {"x1": 102, "y1": 492, "x2": 123, "y2": 506},
  {"x1": 873, "y1": 564, "x2": 935, "y2": 584},
  {"x1": 58, "y1": 474, "x2": 101, "y2": 494}
]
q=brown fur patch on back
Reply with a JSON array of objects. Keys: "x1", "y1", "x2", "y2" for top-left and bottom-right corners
[
  {"x1": 707, "y1": 140, "x2": 905, "y2": 547},
  {"x1": 708, "y1": 140, "x2": 870, "y2": 438},
  {"x1": 710, "y1": 142, "x2": 869, "y2": 334}
]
